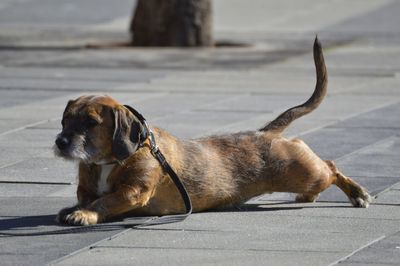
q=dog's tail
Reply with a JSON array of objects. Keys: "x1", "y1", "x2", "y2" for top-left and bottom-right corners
[{"x1": 259, "y1": 37, "x2": 328, "y2": 134}]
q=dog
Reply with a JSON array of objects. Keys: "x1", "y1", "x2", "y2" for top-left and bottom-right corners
[{"x1": 55, "y1": 38, "x2": 371, "y2": 226}]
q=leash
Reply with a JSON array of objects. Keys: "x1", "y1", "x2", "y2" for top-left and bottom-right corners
[{"x1": 123, "y1": 105, "x2": 193, "y2": 226}]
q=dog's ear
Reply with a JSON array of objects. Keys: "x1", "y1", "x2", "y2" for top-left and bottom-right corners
[
  {"x1": 61, "y1": 99, "x2": 75, "y2": 127},
  {"x1": 111, "y1": 108, "x2": 142, "y2": 161}
]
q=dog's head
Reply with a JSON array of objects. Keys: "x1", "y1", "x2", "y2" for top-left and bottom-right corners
[{"x1": 54, "y1": 95, "x2": 145, "y2": 163}]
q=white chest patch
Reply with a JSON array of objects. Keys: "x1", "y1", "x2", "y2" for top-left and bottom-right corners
[{"x1": 97, "y1": 164, "x2": 114, "y2": 196}]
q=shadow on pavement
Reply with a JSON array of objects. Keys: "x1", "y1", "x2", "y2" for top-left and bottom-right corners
[
  {"x1": 0, "y1": 202, "x2": 354, "y2": 236},
  {"x1": 0, "y1": 214, "x2": 148, "y2": 237}
]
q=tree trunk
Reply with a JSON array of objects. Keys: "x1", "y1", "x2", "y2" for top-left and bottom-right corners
[{"x1": 130, "y1": 0, "x2": 213, "y2": 47}]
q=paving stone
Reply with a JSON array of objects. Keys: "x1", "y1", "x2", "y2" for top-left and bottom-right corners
[
  {"x1": 91, "y1": 217, "x2": 391, "y2": 253},
  {"x1": 196, "y1": 94, "x2": 305, "y2": 113},
  {"x1": 0, "y1": 197, "x2": 140, "y2": 266},
  {"x1": 338, "y1": 162, "x2": 400, "y2": 181},
  {"x1": 0, "y1": 88, "x2": 68, "y2": 109},
  {"x1": 0, "y1": 157, "x2": 76, "y2": 183},
  {"x1": 374, "y1": 189, "x2": 400, "y2": 205},
  {"x1": 0, "y1": 147, "x2": 45, "y2": 168},
  {"x1": 0, "y1": 118, "x2": 46, "y2": 134},
  {"x1": 0, "y1": 76, "x2": 127, "y2": 91},
  {"x1": 333, "y1": 136, "x2": 400, "y2": 193},
  {"x1": 347, "y1": 77, "x2": 400, "y2": 96},
  {"x1": 130, "y1": 93, "x2": 230, "y2": 121},
  {"x1": 390, "y1": 182, "x2": 400, "y2": 190},
  {"x1": 331, "y1": 102, "x2": 400, "y2": 129},
  {"x1": 0, "y1": 66, "x2": 168, "y2": 83},
  {"x1": 153, "y1": 110, "x2": 260, "y2": 139},
  {"x1": 302, "y1": 127, "x2": 398, "y2": 160},
  {"x1": 55, "y1": 247, "x2": 346, "y2": 266},
  {"x1": 56, "y1": 204, "x2": 400, "y2": 265},
  {"x1": 340, "y1": 231, "x2": 400, "y2": 265},
  {"x1": 0, "y1": 183, "x2": 72, "y2": 197}
]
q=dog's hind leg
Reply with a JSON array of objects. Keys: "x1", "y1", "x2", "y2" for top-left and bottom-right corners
[{"x1": 326, "y1": 160, "x2": 372, "y2": 208}]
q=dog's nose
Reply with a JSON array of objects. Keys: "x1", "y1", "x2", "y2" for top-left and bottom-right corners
[{"x1": 56, "y1": 136, "x2": 70, "y2": 150}]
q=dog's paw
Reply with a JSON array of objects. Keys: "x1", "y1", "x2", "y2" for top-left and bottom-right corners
[
  {"x1": 350, "y1": 188, "x2": 372, "y2": 208},
  {"x1": 65, "y1": 210, "x2": 100, "y2": 226},
  {"x1": 56, "y1": 206, "x2": 80, "y2": 224}
]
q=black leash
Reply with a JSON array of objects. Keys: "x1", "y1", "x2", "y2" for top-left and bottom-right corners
[{"x1": 123, "y1": 105, "x2": 193, "y2": 226}]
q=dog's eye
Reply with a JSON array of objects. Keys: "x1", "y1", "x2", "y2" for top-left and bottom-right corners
[
  {"x1": 87, "y1": 117, "x2": 99, "y2": 127},
  {"x1": 61, "y1": 117, "x2": 70, "y2": 127}
]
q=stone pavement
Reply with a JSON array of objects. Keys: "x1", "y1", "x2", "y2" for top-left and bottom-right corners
[{"x1": 1, "y1": 0, "x2": 400, "y2": 265}]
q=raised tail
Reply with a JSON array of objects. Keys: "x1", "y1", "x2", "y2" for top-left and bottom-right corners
[{"x1": 259, "y1": 37, "x2": 328, "y2": 133}]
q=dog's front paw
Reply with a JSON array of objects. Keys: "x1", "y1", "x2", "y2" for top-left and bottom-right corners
[
  {"x1": 56, "y1": 206, "x2": 80, "y2": 224},
  {"x1": 65, "y1": 210, "x2": 100, "y2": 226}
]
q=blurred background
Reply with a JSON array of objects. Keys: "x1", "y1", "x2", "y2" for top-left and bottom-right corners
[{"x1": 1, "y1": 0, "x2": 399, "y2": 48}]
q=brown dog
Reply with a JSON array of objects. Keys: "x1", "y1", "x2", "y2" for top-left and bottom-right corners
[{"x1": 55, "y1": 38, "x2": 371, "y2": 226}]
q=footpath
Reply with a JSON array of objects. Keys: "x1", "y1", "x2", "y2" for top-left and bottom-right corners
[{"x1": 0, "y1": 1, "x2": 399, "y2": 265}]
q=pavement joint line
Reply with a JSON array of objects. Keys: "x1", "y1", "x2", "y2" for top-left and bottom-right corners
[
  {"x1": 334, "y1": 135, "x2": 399, "y2": 162},
  {"x1": 328, "y1": 235, "x2": 386, "y2": 266},
  {"x1": 45, "y1": 228, "x2": 133, "y2": 266},
  {"x1": 91, "y1": 245, "x2": 345, "y2": 253},
  {"x1": 373, "y1": 180, "x2": 400, "y2": 199},
  {"x1": 0, "y1": 180, "x2": 74, "y2": 185},
  {"x1": 0, "y1": 117, "x2": 60, "y2": 137}
]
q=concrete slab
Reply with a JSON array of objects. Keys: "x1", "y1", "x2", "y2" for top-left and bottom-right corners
[
  {"x1": 0, "y1": 66, "x2": 168, "y2": 83},
  {"x1": 374, "y1": 189, "x2": 400, "y2": 205},
  {"x1": 0, "y1": 157, "x2": 76, "y2": 183},
  {"x1": 153, "y1": 110, "x2": 259, "y2": 139},
  {"x1": 0, "y1": 183, "x2": 73, "y2": 197},
  {"x1": 0, "y1": 196, "x2": 152, "y2": 266},
  {"x1": 56, "y1": 203, "x2": 400, "y2": 265},
  {"x1": 339, "y1": 231, "x2": 400, "y2": 265},
  {"x1": 54, "y1": 247, "x2": 346, "y2": 266}
]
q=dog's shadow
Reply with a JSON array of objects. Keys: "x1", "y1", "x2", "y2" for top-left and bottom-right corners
[
  {"x1": 0, "y1": 214, "x2": 149, "y2": 237},
  {"x1": 0, "y1": 201, "x2": 350, "y2": 236},
  {"x1": 0, "y1": 214, "x2": 56, "y2": 230}
]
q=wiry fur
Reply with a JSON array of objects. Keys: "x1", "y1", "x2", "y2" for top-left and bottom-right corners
[{"x1": 55, "y1": 38, "x2": 371, "y2": 226}]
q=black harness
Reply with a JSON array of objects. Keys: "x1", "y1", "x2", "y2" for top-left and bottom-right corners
[{"x1": 123, "y1": 105, "x2": 193, "y2": 226}]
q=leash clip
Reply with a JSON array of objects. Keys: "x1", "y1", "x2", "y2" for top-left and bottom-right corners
[{"x1": 143, "y1": 121, "x2": 159, "y2": 155}]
